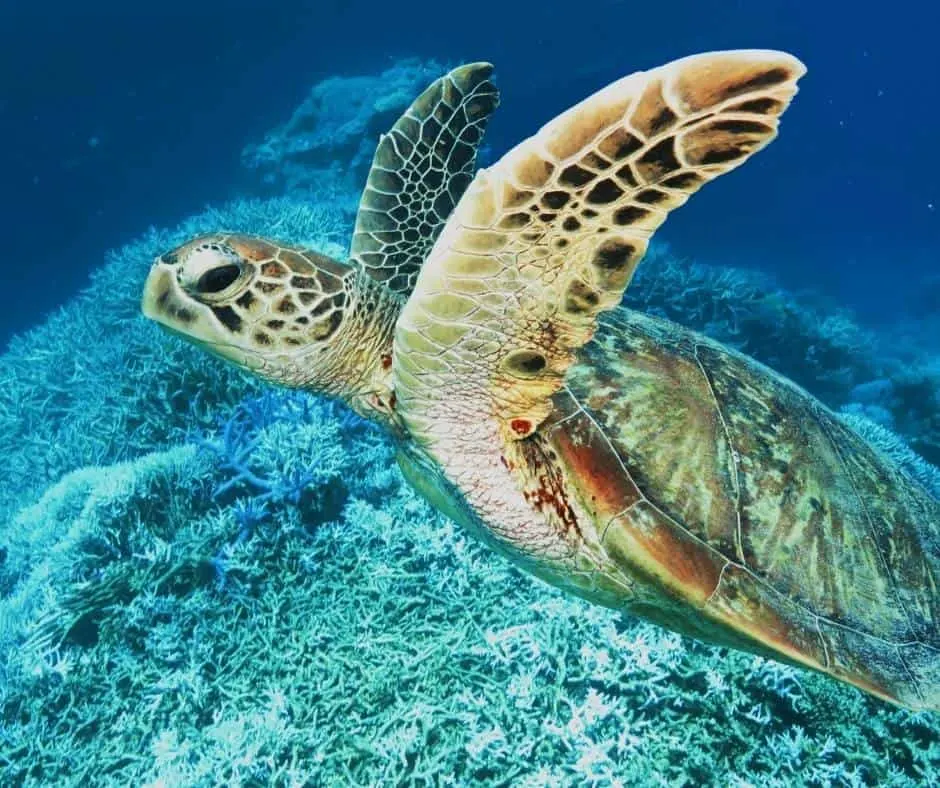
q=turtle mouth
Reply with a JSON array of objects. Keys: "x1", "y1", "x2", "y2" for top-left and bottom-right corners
[
  {"x1": 141, "y1": 264, "x2": 262, "y2": 367},
  {"x1": 141, "y1": 265, "x2": 189, "y2": 325},
  {"x1": 146, "y1": 310, "x2": 267, "y2": 373},
  {"x1": 142, "y1": 264, "x2": 223, "y2": 338},
  {"x1": 140, "y1": 262, "x2": 239, "y2": 344}
]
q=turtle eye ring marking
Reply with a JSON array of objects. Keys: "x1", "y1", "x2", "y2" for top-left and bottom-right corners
[
  {"x1": 196, "y1": 264, "x2": 242, "y2": 295},
  {"x1": 177, "y1": 242, "x2": 253, "y2": 303}
]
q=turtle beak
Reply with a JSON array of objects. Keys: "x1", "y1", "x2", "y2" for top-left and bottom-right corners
[
  {"x1": 141, "y1": 262, "x2": 172, "y2": 323},
  {"x1": 140, "y1": 259, "x2": 266, "y2": 372},
  {"x1": 141, "y1": 262, "x2": 198, "y2": 330}
]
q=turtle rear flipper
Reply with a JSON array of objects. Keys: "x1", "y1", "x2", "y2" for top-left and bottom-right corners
[{"x1": 394, "y1": 50, "x2": 805, "y2": 441}]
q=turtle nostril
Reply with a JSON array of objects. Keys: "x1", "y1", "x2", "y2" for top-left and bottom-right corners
[{"x1": 196, "y1": 264, "x2": 242, "y2": 294}]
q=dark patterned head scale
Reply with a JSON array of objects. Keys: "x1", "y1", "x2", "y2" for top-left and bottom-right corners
[{"x1": 141, "y1": 233, "x2": 356, "y2": 371}]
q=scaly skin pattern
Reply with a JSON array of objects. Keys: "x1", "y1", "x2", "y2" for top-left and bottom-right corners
[
  {"x1": 350, "y1": 62, "x2": 500, "y2": 295},
  {"x1": 416, "y1": 307, "x2": 940, "y2": 711},
  {"x1": 142, "y1": 234, "x2": 403, "y2": 427},
  {"x1": 140, "y1": 54, "x2": 940, "y2": 711},
  {"x1": 394, "y1": 51, "x2": 806, "y2": 446}
]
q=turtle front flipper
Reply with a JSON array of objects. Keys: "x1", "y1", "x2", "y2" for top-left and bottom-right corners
[
  {"x1": 394, "y1": 50, "x2": 805, "y2": 442},
  {"x1": 350, "y1": 63, "x2": 500, "y2": 296}
]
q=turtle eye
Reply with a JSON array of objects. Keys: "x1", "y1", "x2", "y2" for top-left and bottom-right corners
[
  {"x1": 196, "y1": 264, "x2": 242, "y2": 294},
  {"x1": 177, "y1": 240, "x2": 251, "y2": 302}
]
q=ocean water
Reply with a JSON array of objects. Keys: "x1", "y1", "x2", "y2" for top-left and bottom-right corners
[{"x1": 1, "y1": 1, "x2": 938, "y2": 785}]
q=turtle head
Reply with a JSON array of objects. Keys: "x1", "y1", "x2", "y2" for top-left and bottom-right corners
[{"x1": 141, "y1": 233, "x2": 398, "y2": 402}]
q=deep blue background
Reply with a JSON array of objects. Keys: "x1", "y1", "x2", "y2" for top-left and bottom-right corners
[{"x1": 1, "y1": 0, "x2": 937, "y2": 347}]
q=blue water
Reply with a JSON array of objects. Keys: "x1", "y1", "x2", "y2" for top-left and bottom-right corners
[
  {"x1": 1, "y1": 1, "x2": 939, "y2": 784},
  {"x1": 2, "y1": 0, "x2": 938, "y2": 345}
]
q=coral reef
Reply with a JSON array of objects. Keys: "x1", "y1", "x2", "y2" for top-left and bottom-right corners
[
  {"x1": 2, "y1": 384, "x2": 938, "y2": 784},
  {"x1": 241, "y1": 58, "x2": 447, "y2": 203},
  {"x1": 0, "y1": 196, "x2": 348, "y2": 518},
  {"x1": 2, "y1": 218, "x2": 938, "y2": 785},
  {"x1": 1, "y1": 56, "x2": 938, "y2": 786}
]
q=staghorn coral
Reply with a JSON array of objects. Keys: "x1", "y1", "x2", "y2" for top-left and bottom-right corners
[
  {"x1": 2, "y1": 432, "x2": 938, "y2": 785},
  {"x1": 1, "y1": 226, "x2": 938, "y2": 783},
  {"x1": 0, "y1": 196, "x2": 347, "y2": 516},
  {"x1": 0, "y1": 62, "x2": 938, "y2": 781}
]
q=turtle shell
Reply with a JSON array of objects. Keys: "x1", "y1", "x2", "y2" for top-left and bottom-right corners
[{"x1": 533, "y1": 308, "x2": 940, "y2": 711}]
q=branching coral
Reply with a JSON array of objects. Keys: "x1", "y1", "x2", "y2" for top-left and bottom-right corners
[
  {"x1": 0, "y1": 61, "x2": 938, "y2": 785},
  {"x1": 3, "y1": 465, "x2": 938, "y2": 785},
  {"x1": 0, "y1": 196, "x2": 348, "y2": 515}
]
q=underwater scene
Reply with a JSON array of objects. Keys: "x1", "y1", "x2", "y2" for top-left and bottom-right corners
[{"x1": 1, "y1": 1, "x2": 939, "y2": 785}]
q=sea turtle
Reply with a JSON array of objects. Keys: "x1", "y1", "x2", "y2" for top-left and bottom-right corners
[{"x1": 141, "y1": 51, "x2": 940, "y2": 711}]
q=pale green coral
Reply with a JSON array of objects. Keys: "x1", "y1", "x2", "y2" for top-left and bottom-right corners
[
  {"x1": 3, "y1": 452, "x2": 939, "y2": 784},
  {"x1": 0, "y1": 445, "x2": 211, "y2": 671},
  {"x1": 1, "y1": 134, "x2": 939, "y2": 787},
  {"x1": 0, "y1": 196, "x2": 347, "y2": 516}
]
